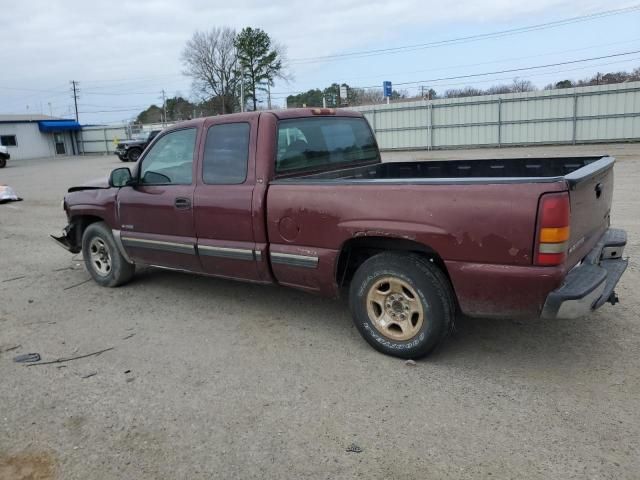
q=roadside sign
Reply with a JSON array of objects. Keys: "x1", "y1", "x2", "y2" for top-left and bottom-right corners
[
  {"x1": 383, "y1": 81, "x2": 392, "y2": 98},
  {"x1": 339, "y1": 85, "x2": 348, "y2": 103}
]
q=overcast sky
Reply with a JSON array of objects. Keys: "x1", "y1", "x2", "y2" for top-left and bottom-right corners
[{"x1": 1, "y1": 0, "x2": 639, "y2": 123}]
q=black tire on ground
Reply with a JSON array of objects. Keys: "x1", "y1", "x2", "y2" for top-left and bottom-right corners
[
  {"x1": 349, "y1": 252, "x2": 455, "y2": 359},
  {"x1": 118, "y1": 155, "x2": 128, "y2": 162},
  {"x1": 82, "y1": 221, "x2": 135, "y2": 287},
  {"x1": 0, "y1": 157, "x2": 6, "y2": 168},
  {"x1": 127, "y1": 148, "x2": 142, "y2": 162}
]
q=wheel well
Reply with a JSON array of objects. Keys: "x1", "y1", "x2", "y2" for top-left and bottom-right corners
[
  {"x1": 336, "y1": 236, "x2": 451, "y2": 287},
  {"x1": 69, "y1": 215, "x2": 103, "y2": 248}
]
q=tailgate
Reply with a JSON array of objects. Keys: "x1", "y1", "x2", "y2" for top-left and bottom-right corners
[{"x1": 565, "y1": 157, "x2": 614, "y2": 267}]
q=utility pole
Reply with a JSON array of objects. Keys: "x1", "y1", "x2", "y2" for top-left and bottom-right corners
[
  {"x1": 236, "y1": 47, "x2": 244, "y2": 113},
  {"x1": 240, "y1": 80, "x2": 244, "y2": 112},
  {"x1": 267, "y1": 84, "x2": 272, "y2": 110},
  {"x1": 70, "y1": 80, "x2": 79, "y2": 122},
  {"x1": 48, "y1": 102, "x2": 53, "y2": 117},
  {"x1": 161, "y1": 89, "x2": 167, "y2": 126}
]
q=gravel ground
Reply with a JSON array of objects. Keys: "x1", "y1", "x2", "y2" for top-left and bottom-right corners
[{"x1": 0, "y1": 145, "x2": 639, "y2": 480}]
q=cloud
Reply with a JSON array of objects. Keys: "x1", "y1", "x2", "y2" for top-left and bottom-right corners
[{"x1": 0, "y1": 0, "x2": 614, "y2": 121}]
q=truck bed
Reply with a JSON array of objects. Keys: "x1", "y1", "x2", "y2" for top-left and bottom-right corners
[
  {"x1": 267, "y1": 155, "x2": 615, "y2": 316},
  {"x1": 280, "y1": 156, "x2": 611, "y2": 185}
]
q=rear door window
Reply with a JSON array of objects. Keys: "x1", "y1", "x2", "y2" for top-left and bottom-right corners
[{"x1": 202, "y1": 123, "x2": 250, "y2": 184}]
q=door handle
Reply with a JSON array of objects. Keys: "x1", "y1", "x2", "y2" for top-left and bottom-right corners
[{"x1": 175, "y1": 197, "x2": 192, "y2": 209}]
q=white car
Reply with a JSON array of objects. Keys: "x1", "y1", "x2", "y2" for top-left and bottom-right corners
[{"x1": 0, "y1": 145, "x2": 9, "y2": 168}]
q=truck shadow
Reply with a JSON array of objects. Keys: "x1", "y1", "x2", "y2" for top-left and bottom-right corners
[
  {"x1": 133, "y1": 268, "x2": 621, "y2": 373},
  {"x1": 430, "y1": 311, "x2": 618, "y2": 375}
]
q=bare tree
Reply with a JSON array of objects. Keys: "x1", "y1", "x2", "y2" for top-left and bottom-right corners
[
  {"x1": 350, "y1": 88, "x2": 384, "y2": 106},
  {"x1": 511, "y1": 77, "x2": 535, "y2": 93},
  {"x1": 445, "y1": 86, "x2": 484, "y2": 98},
  {"x1": 486, "y1": 84, "x2": 513, "y2": 95},
  {"x1": 181, "y1": 27, "x2": 239, "y2": 114}
]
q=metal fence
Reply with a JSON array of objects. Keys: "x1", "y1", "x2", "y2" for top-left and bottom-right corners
[
  {"x1": 77, "y1": 122, "x2": 181, "y2": 155},
  {"x1": 349, "y1": 81, "x2": 640, "y2": 150},
  {"x1": 77, "y1": 125, "x2": 131, "y2": 155}
]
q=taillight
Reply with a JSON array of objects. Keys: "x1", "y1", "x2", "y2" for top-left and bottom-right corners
[{"x1": 535, "y1": 192, "x2": 570, "y2": 266}]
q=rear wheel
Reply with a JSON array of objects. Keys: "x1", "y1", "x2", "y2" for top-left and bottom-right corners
[
  {"x1": 82, "y1": 222, "x2": 135, "y2": 287},
  {"x1": 349, "y1": 252, "x2": 454, "y2": 359},
  {"x1": 127, "y1": 148, "x2": 142, "y2": 162}
]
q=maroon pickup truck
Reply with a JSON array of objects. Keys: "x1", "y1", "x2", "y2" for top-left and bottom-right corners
[{"x1": 53, "y1": 108, "x2": 628, "y2": 358}]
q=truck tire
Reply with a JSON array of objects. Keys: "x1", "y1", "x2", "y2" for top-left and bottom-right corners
[
  {"x1": 82, "y1": 222, "x2": 135, "y2": 287},
  {"x1": 127, "y1": 148, "x2": 142, "y2": 162},
  {"x1": 0, "y1": 158, "x2": 6, "y2": 168},
  {"x1": 349, "y1": 252, "x2": 454, "y2": 359},
  {"x1": 118, "y1": 155, "x2": 128, "y2": 163}
]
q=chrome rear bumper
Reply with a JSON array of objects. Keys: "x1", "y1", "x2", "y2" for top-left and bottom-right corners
[{"x1": 541, "y1": 228, "x2": 627, "y2": 319}]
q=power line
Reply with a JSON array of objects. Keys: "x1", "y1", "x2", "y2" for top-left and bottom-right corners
[
  {"x1": 272, "y1": 52, "x2": 640, "y2": 98},
  {"x1": 78, "y1": 107, "x2": 148, "y2": 113},
  {"x1": 272, "y1": 43, "x2": 640, "y2": 96},
  {"x1": 80, "y1": 84, "x2": 188, "y2": 96},
  {"x1": 392, "y1": 56, "x2": 640, "y2": 92},
  {"x1": 358, "y1": 49, "x2": 640, "y2": 89},
  {"x1": 0, "y1": 85, "x2": 68, "y2": 94},
  {"x1": 78, "y1": 103, "x2": 152, "y2": 109},
  {"x1": 290, "y1": 4, "x2": 640, "y2": 64},
  {"x1": 339, "y1": 37, "x2": 640, "y2": 83}
]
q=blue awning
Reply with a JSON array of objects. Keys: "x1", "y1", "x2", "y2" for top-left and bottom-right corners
[{"x1": 38, "y1": 120, "x2": 81, "y2": 132}]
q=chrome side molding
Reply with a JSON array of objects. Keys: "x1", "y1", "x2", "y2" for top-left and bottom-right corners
[
  {"x1": 270, "y1": 252, "x2": 319, "y2": 269},
  {"x1": 198, "y1": 245, "x2": 255, "y2": 261}
]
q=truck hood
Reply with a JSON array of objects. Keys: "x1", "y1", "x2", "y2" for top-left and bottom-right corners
[{"x1": 67, "y1": 176, "x2": 110, "y2": 192}]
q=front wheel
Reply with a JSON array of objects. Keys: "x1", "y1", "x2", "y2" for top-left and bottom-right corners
[
  {"x1": 0, "y1": 157, "x2": 6, "y2": 168},
  {"x1": 127, "y1": 148, "x2": 141, "y2": 162},
  {"x1": 82, "y1": 222, "x2": 135, "y2": 287},
  {"x1": 349, "y1": 252, "x2": 454, "y2": 359}
]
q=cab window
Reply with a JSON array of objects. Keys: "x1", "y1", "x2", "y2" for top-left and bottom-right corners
[
  {"x1": 202, "y1": 123, "x2": 250, "y2": 184},
  {"x1": 140, "y1": 128, "x2": 196, "y2": 185},
  {"x1": 276, "y1": 117, "x2": 378, "y2": 174}
]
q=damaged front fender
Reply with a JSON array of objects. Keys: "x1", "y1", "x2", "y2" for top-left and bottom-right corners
[{"x1": 50, "y1": 223, "x2": 81, "y2": 254}]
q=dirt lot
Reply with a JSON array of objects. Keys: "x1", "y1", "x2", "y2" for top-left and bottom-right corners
[{"x1": 1, "y1": 145, "x2": 639, "y2": 479}]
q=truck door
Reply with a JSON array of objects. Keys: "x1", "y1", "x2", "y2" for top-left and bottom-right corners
[
  {"x1": 117, "y1": 127, "x2": 201, "y2": 272},
  {"x1": 194, "y1": 117, "x2": 261, "y2": 281}
]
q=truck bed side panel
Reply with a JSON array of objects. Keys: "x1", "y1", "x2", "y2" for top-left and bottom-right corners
[{"x1": 266, "y1": 180, "x2": 567, "y2": 299}]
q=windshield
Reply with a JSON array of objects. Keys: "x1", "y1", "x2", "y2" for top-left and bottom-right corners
[{"x1": 276, "y1": 117, "x2": 379, "y2": 174}]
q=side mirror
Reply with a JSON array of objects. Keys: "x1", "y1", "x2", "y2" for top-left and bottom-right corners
[{"x1": 109, "y1": 167, "x2": 133, "y2": 187}]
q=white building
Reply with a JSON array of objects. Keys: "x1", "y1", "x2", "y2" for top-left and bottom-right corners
[{"x1": 0, "y1": 114, "x2": 81, "y2": 160}]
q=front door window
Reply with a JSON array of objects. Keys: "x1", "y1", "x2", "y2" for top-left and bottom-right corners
[{"x1": 140, "y1": 128, "x2": 196, "y2": 185}]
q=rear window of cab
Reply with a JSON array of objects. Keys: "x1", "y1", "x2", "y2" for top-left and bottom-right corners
[{"x1": 276, "y1": 117, "x2": 378, "y2": 174}]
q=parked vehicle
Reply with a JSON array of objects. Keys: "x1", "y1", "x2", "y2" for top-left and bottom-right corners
[
  {"x1": 115, "y1": 129, "x2": 161, "y2": 162},
  {"x1": 0, "y1": 145, "x2": 9, "y2": 168},
  {"x1": 52, "y1": 108, "x2": 628, "y2": 358}
]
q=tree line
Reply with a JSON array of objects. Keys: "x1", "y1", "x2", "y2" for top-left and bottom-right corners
[
  {"x1": 135, "y1": 29, "x2": 640, "y2": 121},
  {"x1": 286, "y1": 67, "x2": 640, "y2": 106}
]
